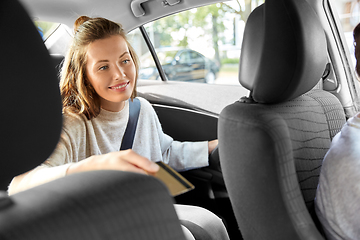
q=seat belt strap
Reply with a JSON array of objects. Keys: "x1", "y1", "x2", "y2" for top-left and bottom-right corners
[{"x1": 120, "y1": 98, "x2": 141, "y2": 150}]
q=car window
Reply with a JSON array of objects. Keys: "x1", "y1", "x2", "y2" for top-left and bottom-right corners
[
  {"x1": 127, "y1": 28, "x2": 156, "y2": 80},
  {"x1": 136, "y1": 1, "x2": 264, "y2": 85},
  {"x1": 160, "y1": 50, "x2": 178, "y2": 64},
  {"x1": 34, "y1": 21, "x2": 73, "y2": 55},
  {"x1": 34, "y1": 21, "x2": 59, "y2": 40},
  {"x1": 178, "y1": 51, "x2": 190, "y2": 64},
  {"x1": 190, "y1": 51, "x2": 205, "y2": 63}
]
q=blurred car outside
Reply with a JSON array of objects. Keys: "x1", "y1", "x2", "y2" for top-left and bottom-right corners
[{"x1": 139, "y1": 47, "x2": 220, "y2": 83}]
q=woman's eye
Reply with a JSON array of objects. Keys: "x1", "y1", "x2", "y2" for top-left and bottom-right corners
[
  {"x1": 122, "y1": 59, "x2": 130, "y2": 64},
  {"x1": 99, "y1": 66, "x2": 108, "y2": 71}
]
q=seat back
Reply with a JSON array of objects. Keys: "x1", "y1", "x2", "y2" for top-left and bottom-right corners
[
  {"x1": 0, "y1": 1, "x2": 186, "y2": 239},
  {"x1": 0, "y1": 0, "x2": 63, "y2": 190},
  {"x1": 218, "y1": 0, "x2": 346, "y2": 239}
]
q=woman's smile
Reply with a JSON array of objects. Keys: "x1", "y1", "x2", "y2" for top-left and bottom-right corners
[{"x1": 109, "y1": 81, "x2": 130, "y2": 91}]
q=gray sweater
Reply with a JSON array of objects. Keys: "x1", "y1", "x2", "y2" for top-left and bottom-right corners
[
  {"x1": 9, "y1": 97, "x2": 208, "y2": 194},
  {"x1": 315, "y1": 114, "x2": 360, "y2": 240}
]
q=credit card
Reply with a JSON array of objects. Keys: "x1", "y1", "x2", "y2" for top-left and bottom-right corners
[{"x1": 153, "y1": 161, "x2": 195, "y2": 196}]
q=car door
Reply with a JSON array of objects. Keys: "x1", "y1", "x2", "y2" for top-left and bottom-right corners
[
  {"x1": 189, "y1": 50, "x2": 207, "y2": 81},
  {"x1": 173, "y1": 50, "x2": 193, "y2": 81}
]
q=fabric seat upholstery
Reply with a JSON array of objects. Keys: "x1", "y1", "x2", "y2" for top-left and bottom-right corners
[
  {"x1": 218, "y1": 0, "x2": 346, "y2": 239},
  {"x1": 0, "y1": 0, "x2": 185, "y2": 239},
  {"x1": 1, "y1": 171, "x2": 185, "y2": 240}
]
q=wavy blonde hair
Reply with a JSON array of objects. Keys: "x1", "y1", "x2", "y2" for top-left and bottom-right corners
[{"x1": 60, "y1": 16, "x2": 140, "y2": 120}]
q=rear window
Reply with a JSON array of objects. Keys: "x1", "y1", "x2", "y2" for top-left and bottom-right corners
[
  {"x1": 34, "y1": 21, "x2": 60, "y2": 40},
  {"x1": 34, "y1": 21, "x2": 72, "y2": 55}
]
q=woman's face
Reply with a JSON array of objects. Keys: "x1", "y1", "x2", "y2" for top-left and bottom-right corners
[{"x1": 85, "y1": 35, "x2": 136, "y2": 112}]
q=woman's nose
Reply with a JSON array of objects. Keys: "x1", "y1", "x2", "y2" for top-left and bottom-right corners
[{"x1": 114, "y1": 66, "x2": 126, "y2": 80}]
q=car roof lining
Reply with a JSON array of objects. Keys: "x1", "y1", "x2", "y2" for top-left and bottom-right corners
[{"x1": 20, "y1": 0, "x2": 224, "y2": 32}]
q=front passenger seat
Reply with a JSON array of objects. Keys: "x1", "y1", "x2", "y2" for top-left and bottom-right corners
[{"x1": 218, "y1": 0, "x2": 346, "y2": 239}]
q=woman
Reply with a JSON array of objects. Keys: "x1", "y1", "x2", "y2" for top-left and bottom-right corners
[
  {"x1": 9, "y1": 16, "x2": 228, "y2": 240},
  {"x1": 315, "y1": 22, "x2": 360, "y2": 240}
]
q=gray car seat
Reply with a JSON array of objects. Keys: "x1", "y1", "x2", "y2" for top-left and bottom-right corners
[
  {"x1": 0, "y1": 0, "x2": 185, "y2": 239},
  {"x1": 218, "y1": 0, "x2": 346, "y2": 239}
]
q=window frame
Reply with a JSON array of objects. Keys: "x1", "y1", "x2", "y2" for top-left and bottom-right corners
[
  {"x1": 139, "y1": 25, "x2": 168, "y2": 81},
  {"x1": 323, "y1": 0, "x2": 360, "y2": 116}
]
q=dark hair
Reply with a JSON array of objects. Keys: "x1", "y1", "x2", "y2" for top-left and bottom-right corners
[
  {"x1": 60, "y1": 16, "x2": 139, "y2": 120},
  {"x1": 353, "y1": 22, "x2": 360, "y2": 77}
]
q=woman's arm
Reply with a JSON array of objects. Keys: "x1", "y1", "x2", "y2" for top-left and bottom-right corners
[
  {"x1": 208, "y1": 140, "x2": 218, "y2": 154},
  {"x1": 66, "y1": 150, "x2": 159, "y2": 175},
  {"x1": 8, "y1": 163, "x2": 73, "y2": 195},
  {"x1": 135, "y1": 98, "x2": 219, "y2": 171},
  {"x1": 8, "y1": 150, "x2": 159, "y2": 195}
]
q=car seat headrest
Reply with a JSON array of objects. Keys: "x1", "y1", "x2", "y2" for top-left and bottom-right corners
[
  {"x1": 239, "y1": 0, "x2": 327, "y2": 103},
  {"x1": 0, "y1": 0, "x2": 62, "y2": 190}
]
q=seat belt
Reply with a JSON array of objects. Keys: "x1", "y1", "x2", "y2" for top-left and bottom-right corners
[{"x1": 120, "y1": 98, "x2": 141, "y2": 150}]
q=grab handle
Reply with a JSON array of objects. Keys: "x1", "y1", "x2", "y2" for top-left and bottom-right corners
[{"x1": 131, "y1": 0, "x2": 180, "y2": 17}]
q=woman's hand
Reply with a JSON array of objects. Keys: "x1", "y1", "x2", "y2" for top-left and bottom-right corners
[
  {"x1": 208, "y1": 140, "x2": 218, "y2": 155},
  {"x1": 67, "y1": 149, "x2": 159, "y2": 176}
]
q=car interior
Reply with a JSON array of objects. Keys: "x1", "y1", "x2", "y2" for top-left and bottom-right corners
[
  {"x1": 3, "y1": 0, "x2": 360, "y2": 239},
  {"x1": 0, "y1": 1, "x2": 187, "y2": 239}
]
